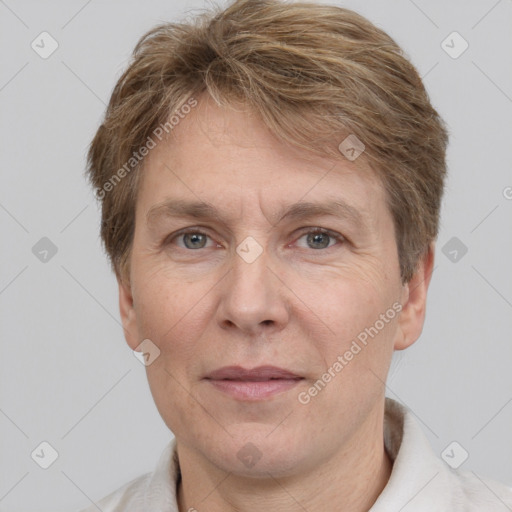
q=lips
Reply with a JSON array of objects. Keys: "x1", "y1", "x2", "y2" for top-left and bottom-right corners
[
  {"x1": 205, "y1": 365, "x2": 302, "y2": 381},
  {"x1": 204, "y1": 365, "x2": 303, "y2": 400},
  {"x1": 205, "y1": 366, "x2": 304, "y2": 402}
]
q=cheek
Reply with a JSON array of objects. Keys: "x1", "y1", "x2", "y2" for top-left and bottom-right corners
[
  {"x1": 145, "y1": 359, "x2": 207, "y2": 440},
  {"x1": 133, "y1": 261, "x2": 215, "y2": 341},
  {"x1": 296, "y1": 266, "x2": 388, "y2": 333},
  {"x1": 135, "y1": 272, "x2": 212, "y2": 426},
  {"x1": 296, "y1": 271, "x2": 398, "y2": 384}
]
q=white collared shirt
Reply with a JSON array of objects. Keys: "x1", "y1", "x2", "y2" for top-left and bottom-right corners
[{"x1": 78, "y1": 398, "x2": 512, "y2": 511}]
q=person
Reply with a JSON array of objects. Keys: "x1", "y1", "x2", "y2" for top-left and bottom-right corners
[{"x1": 81, "y1": 0, "x2": 512, "y2": 510}]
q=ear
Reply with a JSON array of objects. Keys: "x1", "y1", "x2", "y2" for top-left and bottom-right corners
[
  {"x1": 118, "y1": 275, "x2": 140, "y2": 351},
  {"x1": 394, "y1": 242, "x2": 435, "y2": 351}
]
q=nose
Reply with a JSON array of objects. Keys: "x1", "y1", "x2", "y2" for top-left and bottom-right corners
[{"x1": 216, "y1": 244, "x2": 290, "y2": 336}]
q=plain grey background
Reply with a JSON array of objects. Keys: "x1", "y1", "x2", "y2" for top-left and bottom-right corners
[{"x1": 1, "y1": 0, "x2": 511, "y2": 510}]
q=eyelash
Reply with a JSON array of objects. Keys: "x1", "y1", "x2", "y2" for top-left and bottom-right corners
[{"x1": 166, "y1": 227, "x2": 345, "y2": 251}]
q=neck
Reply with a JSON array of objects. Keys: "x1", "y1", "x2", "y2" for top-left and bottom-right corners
[{"x1": 177, "y1": 407, "x2": 392, "y2": 512}]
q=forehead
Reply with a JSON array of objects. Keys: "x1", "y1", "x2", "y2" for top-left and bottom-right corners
[{"x1": 137, "y1": 95, "x2": 388, "y2": 229}]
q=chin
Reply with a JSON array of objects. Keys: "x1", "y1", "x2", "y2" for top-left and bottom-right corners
[{"x1": 204, "y1": 429, "x2": 312, "y2": 478}]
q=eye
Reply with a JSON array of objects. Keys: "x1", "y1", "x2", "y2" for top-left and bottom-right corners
[
  {"x1": 166, "y1": 227, "x2": 344, "y2": 252},
  {"x1": 295, "y1": 228, "x2": 344, "y2": 250},
  {"x1": 169, "y1": 230, "x2": 216, "y2": 250}
]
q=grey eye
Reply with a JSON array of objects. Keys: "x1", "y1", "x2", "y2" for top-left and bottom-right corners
[
  {"x1": 306, "y1": 232, "x2": 331, "y2": 249},
  {"x1": 183, "y1": 232, "x2": 208, "y2": 249}
]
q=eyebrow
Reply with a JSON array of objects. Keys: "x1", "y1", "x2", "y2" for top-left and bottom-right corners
[{"x1": 146, "y1": 198, "x2": 368, "y2": 231}]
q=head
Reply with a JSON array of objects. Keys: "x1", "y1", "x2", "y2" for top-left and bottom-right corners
[{"x1": 87, "y1": 0, "x2": 448, "y2": 477}]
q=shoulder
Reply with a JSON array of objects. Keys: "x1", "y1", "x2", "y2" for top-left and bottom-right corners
[
  {"x1": 76, "y1": 439, "x2": 179, "y2": 512},
  {"x1": 448, "y1": 469, "x2": 512, "y2": 511},
  {"x1": 373, "y1": 398, "x2": 512, "y2": 511},
  {"x1": 77, "y1": 472, "x2": 151, "y2": 512}
]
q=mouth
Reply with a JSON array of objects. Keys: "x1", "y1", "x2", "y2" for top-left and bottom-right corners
[
  {"x1": 204, "y1": 365, "x2": 304, "y2": 400},
  {"x1": 206, "y1": 365, "x2": 302, "y2": 381}
]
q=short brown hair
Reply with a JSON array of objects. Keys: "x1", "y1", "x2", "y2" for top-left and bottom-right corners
[{"x1": 87, "y1": 0, "x2": 449, "y2": 284}]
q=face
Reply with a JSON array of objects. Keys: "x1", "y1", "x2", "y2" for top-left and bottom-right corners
[{"x1": 119, "y1": 94, "x2": 433, "y2": 477}]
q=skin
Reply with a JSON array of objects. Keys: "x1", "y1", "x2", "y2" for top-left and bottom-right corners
[{"x1": 119, "y1": 93, "x2": 434, "y2": 512}]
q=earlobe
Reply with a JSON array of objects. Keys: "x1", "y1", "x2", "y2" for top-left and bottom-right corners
[
  {"x1": 118, "y1": 276, "x2": 140, "y2": 351},
  {"x1": 394, "y1": 242, "x2": 435, "y2": 351}
]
